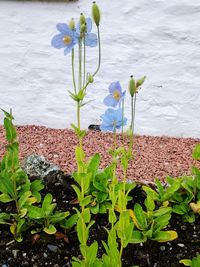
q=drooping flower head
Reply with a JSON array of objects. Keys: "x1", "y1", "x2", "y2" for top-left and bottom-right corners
[
  {"x1": 76, "y1": 17, "x2": 97, "y2": 47},
  {"x1": 100, "y1": 108, "x2": 127, "y2": 132},
  {"x1": 51, "y1": 23, "x2": 78, "y2": 55},
  {"x1": 103, "y1": 81, "x2": 126, "y2": 108}
]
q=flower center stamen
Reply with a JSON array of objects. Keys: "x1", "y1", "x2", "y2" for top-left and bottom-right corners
[
  {"x1": 113, "y1": 90, "x2": 120, "y2": 101},
  {"x1": 63, "y1": 35, "x2": 72, "y2": 45}
]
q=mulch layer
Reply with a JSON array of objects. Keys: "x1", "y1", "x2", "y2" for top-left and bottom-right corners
[{"x1": 0, "y1": 125, "x2": 200, "y2": 183}]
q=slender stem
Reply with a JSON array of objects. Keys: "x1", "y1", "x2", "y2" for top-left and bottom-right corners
[
  {"x1": 121, "y1": 98, "x2": 125, "y2": 144},
  {"x1": 92, "y1": 26, "x2": 101, "y2": 77},
  {"x1": 119, "y1": 242, "x2": 124, "y2": 265},
  {"x1": 129, "y1": 94, "x2": 136, "y2": 157},
  {"x1": 83, "y1": 38, "x2": 86, "y2": 87},
  {"x1": 78, "y1": 39, "x2": 82, "y2": 92},
  {"x1": 113, "y1": 123, "x2": 117, "y2": 151},
  {"x1": 132, "y1": 93, "x2": 137, "y2": 134},
  {"x1": 77, "y1": 101, "x2": 83, "y2": 148},
  {"x1": 72, "y1": 48, "x2": 77, "y2": 94}
]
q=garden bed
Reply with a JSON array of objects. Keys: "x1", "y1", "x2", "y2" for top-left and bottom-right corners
[
  {"x1": 0, "y1": 175, "x2": 200, "y2": 267},
  {"x1": 0, "y1": 125, "x2": 200, "y2": 267}
]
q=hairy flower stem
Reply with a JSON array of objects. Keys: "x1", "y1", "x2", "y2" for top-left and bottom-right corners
[
  {"x1": 78, "y1": 40, "x2": 82, "y2": 92},
  {"x1": 72, "y1": 48, "x2": 77, "y2": 94},
  {"x1": 92, "y1": 26, "x2": 101, "y2": 77},
  {"x1": 129, "y1": 94, "x2": 137, "y2": 156},
  {"x1": 83, "y1": 38, "x2": 86, "y2": 87}
]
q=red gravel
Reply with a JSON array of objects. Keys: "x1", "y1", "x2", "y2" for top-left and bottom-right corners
[{"x1": 0, "y1": 125, "x2": 200, "y2": 183}]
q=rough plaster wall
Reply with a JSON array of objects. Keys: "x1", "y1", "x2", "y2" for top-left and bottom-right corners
[{"x1": 0, "y1": 0, "x2": 200, "y2": 137}]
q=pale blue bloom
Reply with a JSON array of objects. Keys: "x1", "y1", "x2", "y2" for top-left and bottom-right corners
[
  {"x1": 100, "y1": 108, "x2": 127, "y2": 132},
  {"x1": 51, "y1": 23, "x2": 78, "y2": 55},
  {"x1": 103, "y1": 81, "x2": 126, "y2": 107},
  {"x1": 76, "y1": 17, "x2": 97, "y2": 47}
]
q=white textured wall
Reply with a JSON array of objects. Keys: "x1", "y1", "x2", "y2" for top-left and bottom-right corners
[{"x1": 0, "y1": 0, "x2": 200, "y2": 137}]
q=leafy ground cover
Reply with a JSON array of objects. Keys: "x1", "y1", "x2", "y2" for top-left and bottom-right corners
[{"x1": 0, "y1": 176, "x2": 200, "y2": 267}]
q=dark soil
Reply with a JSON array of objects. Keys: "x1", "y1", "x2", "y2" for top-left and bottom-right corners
[{"x1": 0, "y1": 175, "x2": 200, "y2": 267}]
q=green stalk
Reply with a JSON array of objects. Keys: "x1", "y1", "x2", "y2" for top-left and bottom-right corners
[
  {"x1": 72, "y1": 48, "x2": 77, "y2": 94},
  {"x1": 83, "y1": 37, "x2": 86, "y2": 87},
  {"x1": 121, "y1": 98, "x2": 125, "y2": 144},
  {"x1": 119, "y1": 242, "x2": 124, "y2": 266},
  {"x1": 129, "y1": 94, "x2": 137, "y2": 156},
  {"x1": 113, "y1": 123, "x2": 117, "y2": 151},
  {"x1": 78, "y1": 39, "x2": 82, "y2": 92},
  {"x1": 92, "y1": 26, "x2": 101, "y2": 77}
]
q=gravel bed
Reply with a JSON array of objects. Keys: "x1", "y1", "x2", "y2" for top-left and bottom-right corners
[{"x1": 0, "y1": 125, "x2": 200, "y2": 183}]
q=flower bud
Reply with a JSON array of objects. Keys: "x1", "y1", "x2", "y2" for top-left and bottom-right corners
[
  {"x1": 69, "y1": 18, "x2": 75, "y2": 30},
  {"x1": 80, "y1": 13, "x2": 86, "y2": 26},
  {"x1": 92, "y1": 2, "x2": 101, "y2": 27},
  {"x1": 80, "y1": 23, "x2": 86, "y2": 34},
  {"x1": 129, "y1": 75, "x2": 136, "y2": 97},
  {"x1": 136, "y1": 76, "x2": 146, "y2": 88},
  {"x1": 88, "y1": 74, "x2": 94, "y2": 83}
]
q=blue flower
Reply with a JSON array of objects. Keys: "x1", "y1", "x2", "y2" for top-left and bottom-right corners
[
  {"x1": 100, "y1": 108, "x2": 127, "y2": 132},
  {"x1": 76, "y1": 17, "x2": 97, "y2": 47},
  {"x1": 51, "y1": 23, "x2": 78, "y2": 55},
  {"x1": 103, "y1": 81, "x2": 126, "y2": 107}
]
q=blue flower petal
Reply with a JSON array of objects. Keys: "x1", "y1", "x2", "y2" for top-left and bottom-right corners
[
  {"x1": 51, "y1": 34, "x2": 65, "y2": 49},
  {"x1": 103, "y1": 94, "x2": 118, "y2": 107},
  {"x1": 64, "y1": 45, "x2": 73, "y2": 55},
  {"x1": 100, "y1": 108, "x2": 126, "y2": 132},
  {"x1": 100, "y1": 124, "x2": 113, "y2": 132},
  {"x1": 56, "y1": 23, "x2": 71, "y2": 35},
  {"x1": 86, "y1": 17, "x2": 92, "y2": 33},
  {"x1": 109, "y1": 81, "x2": 122, "y2": 94},
  {"x1": 85, "y1": 33, "x2": 97, "y2": 47}
]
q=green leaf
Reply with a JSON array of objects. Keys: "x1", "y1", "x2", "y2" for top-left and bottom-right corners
[
  {"x1": 72, "y1": 184, "x2": 81, "y2": 200},
  {"x1": 192, "y1": 144, "x2": 200, "y2": 160},
  {"x1": 44, "y1": 224, "x2": 57, "y2": 234},
  {"x1": 0, "y1": 212, "x2": 10, "y2": 224},
  {"x1": 42, "y1": 193, "x2": 53, "y2": 211},
  {"x1": 30, "y1": 180, "x2": 44, "y2": 193},
  {"x1": 61, "y1": 213, "x2": 78, "y2": 229},
  {"x1": 80, "y1": 195, "x2": 92, "y2": 207},
  {"x1": 179, "y1": 259, "x2": 192, "y2": 266},
  {"x1": 142, "y1": 185, "x2": 158, "y2": 200},
  {"x1": 75, "y1": 146, "x2": 85, "y2": 163},
  {"x1": 18, "y1": 191, "x2": 32, "y2": 208},
  {"x1": 144, "y1": 196, "x2": 155, "y2": 212},
  {"x1": 82, "y1": 208, "x2": 91, "y2": 223},
  {"x1": 0, "y1": 193, "x2": 13, "y2": 203},
  {"x1": 28, "y1": 206, "x2": 44, "y2": 219},
  {"x1": 153, "y1": 230, "x2": 178, "y2": 242},
  {"x1": 50, "y1": 211, "x2": 70, "y2": 223},
  {"x1": 133, "y1": 203, "x2": 147, "y2": 230},
  {"x1": 87, "y1": 154, "x2": 100, "y2": 177},
  {"x1": 130, "y1": 230, "x2": 146, "y2": 243}
]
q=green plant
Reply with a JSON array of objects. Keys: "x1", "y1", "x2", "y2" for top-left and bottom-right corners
[
  {"x1": 143, "y1": 173, "x2": 200, "y2": 223},
  {"x1": 0, "y1": 109, "x2": 44, "y2": 241},
  {"x1": 28, "y1": 193, "x2": 69, "y2": 234},
  {"x1": 129, "y1": 196, "x2": 178, "y2": 243},
  {"x1": 180, "y1": 254, "x2": 200, "y2": 267}
]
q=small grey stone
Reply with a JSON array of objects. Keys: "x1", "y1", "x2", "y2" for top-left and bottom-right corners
[
  {"x1": 47, "y1": 244, "x2": 58, "y2": 252},
  {"x1": 12, "y1": 249, "x2": 19, "y2": 258},
  {"x1": 22, "y1": 154, "x2": 64, "y2": 184},
  {"x1": 43, "y1": 252, "x2": 48, "y2": 258},
  {"x1": 181, "y1": 225, "x2": 187, "y2": 230},
  {"x1": 177, "y1": 243, "x2": 184, "y2": 247},
  {"x1": 160, "y1": 245, "x2": 165, "y2": 251}
]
